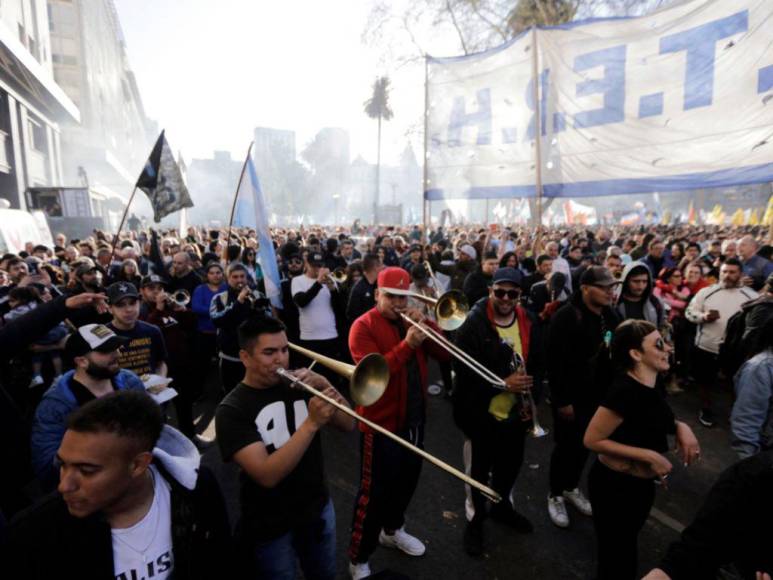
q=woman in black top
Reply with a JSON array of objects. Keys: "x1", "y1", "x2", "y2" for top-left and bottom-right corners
[{"x1": 584, "y1": 319, "x2": 700, "y2": 580}]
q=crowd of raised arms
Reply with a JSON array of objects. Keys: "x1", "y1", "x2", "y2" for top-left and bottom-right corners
[{"x1": 0, "y1": 221, "x2": 771, "y2": 580}]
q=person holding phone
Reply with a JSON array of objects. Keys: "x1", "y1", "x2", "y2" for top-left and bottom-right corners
[
  {"x1": 584, "y1": 319, "x2": 700, "y2": 580},
  {"x1": 686, "y1": 259, "x2": 758, "y2": 427}
]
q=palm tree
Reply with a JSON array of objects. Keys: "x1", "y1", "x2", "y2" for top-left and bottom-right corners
[{"x1": 364, "y1": 76, "x2": 394, "y2": 225}]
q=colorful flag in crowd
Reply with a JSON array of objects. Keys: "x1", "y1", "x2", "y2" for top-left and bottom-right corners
[
  {"x1": 136, "y1": 130, "x2": 193, "y2": 223},
  {"x1": 233, "y1": 151, "x2": 283, "y2": 309}
]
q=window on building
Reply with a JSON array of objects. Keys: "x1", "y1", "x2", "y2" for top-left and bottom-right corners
[{"x1": 28, "y1": 118, "x2": 46, "y2": 152}]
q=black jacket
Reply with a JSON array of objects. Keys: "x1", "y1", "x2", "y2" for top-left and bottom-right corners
[
  {"x1": 4, "y1": 464, "x2": 233, "y2": 580},
  {"x1": 462, "y1": 269, "x2": 493, "y2": 306},
  {"x1": 210, "y1": 287, "x2": 255, "y2": 357},
  {"x1": 346, "y1": 277, "x2": 377, "y2": 323},
  {"x1": 452, "y1": 298, "x2": 542, "y2": 435},
  {"x1": 659, "y1": 451, "x2": 773, "y2": 579},
  {"x1": 547, "y1": 291, "x2": 620, "y2": 413}
]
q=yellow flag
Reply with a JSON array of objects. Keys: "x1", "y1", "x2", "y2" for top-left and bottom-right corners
[
  {"x1": 749, "y1": 208, "x2": 760, "y2": 226},
  {"x1": 764, "y1": 195, "x2": 773, "y2": 226},
  {"x1": 731, "y1": 208, "x2": 744, "y2": 226}
]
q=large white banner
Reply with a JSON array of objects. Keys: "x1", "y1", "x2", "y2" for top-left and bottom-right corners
[{"x1": 426, "y1": 0, "x2": 773, "y2": 200}]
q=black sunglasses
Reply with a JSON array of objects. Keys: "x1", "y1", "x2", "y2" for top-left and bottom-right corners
[
  {"x1": 654, "y1": 337, "x2": 666, "y2": 351},
  {"x1": 493, "y1": 288, "x2": 521, "y2": 300}
]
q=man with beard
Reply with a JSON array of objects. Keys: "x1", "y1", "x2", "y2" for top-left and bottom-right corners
[
  {"x1": 686, "y1": 259, "x2": 758, "y2": 427},
  {"x1": 29, "y1": 324, "x2": 145, "y2": 486},
  {"x1": 167, "y1": 252, "x2": 201, "y2": 298},
  {"x1": 0, "y1": 257, "x2": 29, "y2": 316},
  {"x1": 66, "y1": 259, "x2": 110, "y2": 327},
  {"x1": 453, "y1": 267, "x2": 541, "y2": 556},
  {"x1": 546, "y1": 267, "x2": 621, "y2": 529}
]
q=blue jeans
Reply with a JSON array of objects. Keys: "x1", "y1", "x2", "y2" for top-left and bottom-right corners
[{"x1": 252, "y1": 498, "x2": 336, "y2": 580}]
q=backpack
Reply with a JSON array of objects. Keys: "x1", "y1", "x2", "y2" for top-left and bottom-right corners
[{"x1": 719, "y1": 308, "x2": 747, "y2": 377}]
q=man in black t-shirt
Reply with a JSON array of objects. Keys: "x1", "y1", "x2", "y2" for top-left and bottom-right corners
[
  {"x1": 105, "y1": 282, "x2": 168, "y2": 377},
  {"x1": 215, "y1": 316, "x2": 354, "y2": 580}
]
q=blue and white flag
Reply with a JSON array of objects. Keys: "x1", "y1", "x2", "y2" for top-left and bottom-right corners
[
  {"x1": 233, "y1": 154, "x2": 283, "y2": 309},
  {"x1": 426, "y1": 0, "x2": 773, "y2": 200}
]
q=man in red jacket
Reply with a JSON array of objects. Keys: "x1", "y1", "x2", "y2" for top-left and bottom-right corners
[{"x1": 347, "y1": 267, "x2": 449, "y2": 580}]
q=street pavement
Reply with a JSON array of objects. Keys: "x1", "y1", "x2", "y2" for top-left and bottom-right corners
[{"x1": 194, "y1": 366, "x2": 738, "y2": 580}]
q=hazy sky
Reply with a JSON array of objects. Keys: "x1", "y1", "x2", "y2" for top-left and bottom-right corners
[{"x1": 113, "y1": 0, "x2": 433, "y2": 166}]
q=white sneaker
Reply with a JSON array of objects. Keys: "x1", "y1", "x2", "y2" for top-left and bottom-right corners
[
  {"x1": 379, "y1": 526, "x2": 426, "y2": 556},
  {"x1": 547, "y1": 495, "x2": 570, "y2": 528},
  {"x1": 563, "y1": 488, "x2": 593, "y2": 516},
  {"x1": 349, "y1": 561, "x2": 372, "y2": 580},
  {"x1": 28, "y1": 375, "x2": 45, "y2": 389}
]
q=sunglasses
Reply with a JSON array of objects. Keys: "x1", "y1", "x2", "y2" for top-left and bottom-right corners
[
  {"x1": 493, "y1": 289, "x2": 521, "y2": 300},
  {"x1": 654, "y1": 337, "x2": 666, "y2": 351}
]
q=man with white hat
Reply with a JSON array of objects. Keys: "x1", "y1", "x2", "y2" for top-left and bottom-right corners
[{"x1": 30, "y1": 323, "x2": 146, "y2": 485}]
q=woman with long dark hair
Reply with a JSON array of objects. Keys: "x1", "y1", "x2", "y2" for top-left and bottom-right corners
[{"x1": 584, "y1": 319, "x2": 700, "y2": 580}]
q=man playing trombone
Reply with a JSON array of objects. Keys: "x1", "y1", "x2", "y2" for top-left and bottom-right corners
[
  {"x1": 347, "y1": 267, "x2": 450, "y2": 580},
  {"x1": 452, "y1": 267, "x2": 543, "y2": 556},
  {"x1": 215, "y1": 316, "x2": 354, "y2": 579}
]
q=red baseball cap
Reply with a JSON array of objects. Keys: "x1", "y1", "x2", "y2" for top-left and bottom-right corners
[{"x1": 377, "y1": 267, "x2": 411, "y2": 296}]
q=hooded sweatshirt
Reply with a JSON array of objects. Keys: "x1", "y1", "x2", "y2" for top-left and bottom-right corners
[
  {"x1": 615, "y1": 261, "x2": 665, "y2": 327},
  {"x1": 7, "y1": 425, "x2": 233, "y2": 580}
]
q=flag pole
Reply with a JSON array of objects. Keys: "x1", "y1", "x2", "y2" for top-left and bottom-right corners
[
  {"x1": 111, "y1": 185, "x2": 140, "y2": 259},
  {"x1": 530, "y1": 26, "x2": 544, "y2": 228},
  {"x1": 227, "y1": 141, "x2": 255, "y2": 243},
  {"x1": 422, "y1": 54, "x2": 430, "y2": 241}
]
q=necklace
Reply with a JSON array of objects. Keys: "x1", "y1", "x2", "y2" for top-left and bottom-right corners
[{"x1": 112, "y1": 469, "x2": 160, "y2": 563}]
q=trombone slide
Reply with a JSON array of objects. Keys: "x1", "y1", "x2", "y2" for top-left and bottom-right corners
[{"x1": 277, "y1": 368, "x2": 502, "y2": 503}]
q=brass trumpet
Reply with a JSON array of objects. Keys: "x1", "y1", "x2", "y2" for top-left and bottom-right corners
[
  {"x1": 327, "y1": 268, "x2": 347, "y2": 285},
  {"x1": 402, "y1": 289, "x2": 469, "y2": 331},
  {"x1": 168, "y1": 289, "x2": 190, "y2": 307},
  {"x1": 278, "y1": 342, "x2": 502, "y2": 503}
]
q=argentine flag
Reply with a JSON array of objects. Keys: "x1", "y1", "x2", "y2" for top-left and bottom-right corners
[{"x1": 233, "y1": 154, "x2": 283, "y2": 309}]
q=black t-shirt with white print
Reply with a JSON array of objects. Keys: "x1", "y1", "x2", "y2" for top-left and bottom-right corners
[{"x1": 215, "y1": 381, "x2": 328, "y2": 541}]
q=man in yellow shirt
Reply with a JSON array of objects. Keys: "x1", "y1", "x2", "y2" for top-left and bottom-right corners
[{"x1": 452, "y1": 267, "x2": 542, "y2": 557}]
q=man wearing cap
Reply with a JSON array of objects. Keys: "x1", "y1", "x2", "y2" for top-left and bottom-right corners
[
  {"x1": 106, "y1": 282, "x2": 168, "y2": 379},
  {"x1": 428, "y1": 243, "x2": 478, "y2": 293},
  {"x1": 30, "y1": 323, "x2": 145, "y2": 485},
  {"x1": 453, "y1": 267, "x2": 541, "y2": 556},
  {"x1": 291, "y1": 251, "x2": 345, "y2": 381},
  {"x1": 347, "y1": 267, "x2": 450, "y2": 580},
  {"x1": 546, "y1": 266, "x2": 620, "y2": 529},
  {"x1": 65, "y1": 259, "x2": 111, "y2": 327},
  {"x1": 139, "y1": 275, "x2": 202, "y2": 445},
  {"x1": 399, "y1": 243, "x2": 424, "y2": 273}
]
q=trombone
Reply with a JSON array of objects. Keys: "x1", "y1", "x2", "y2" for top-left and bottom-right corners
[
  {"x1": 279, "y1": 342, "x2": 502, "y2": 503},
  {"x1": 327, "y1": 267, "x2": 347, "y2": 285},
  {"x1": 402, "y1": 289, "x2": 469, "y2": 331},
  {"x1": 167, "y1": 289, "x2": 190, "y2": 307}
]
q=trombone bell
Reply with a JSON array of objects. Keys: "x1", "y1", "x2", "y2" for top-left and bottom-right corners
[
  {"x1": 287, "y1": 343, "x2": 389, "y2": 407},
  {"x1": 434, "y1": 290, "x2": 468, "y2": 331}
]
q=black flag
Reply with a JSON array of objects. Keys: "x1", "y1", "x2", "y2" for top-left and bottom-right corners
[{"x1": 136, "y1": 130, "x2": 193, "y2": 222}]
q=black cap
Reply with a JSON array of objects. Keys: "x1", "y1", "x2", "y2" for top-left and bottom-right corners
[
  {"x1": 580, "y1": 266, "x2": 620, "y2": 287},
  {"x1": 140, "y1": 274, "x2": 167, "y2": 288},
  {"x1": 409, "y1": 243, "x2": 423, "y2": 253},
  {"x1": 411, "y1": 263, "x2": 429, "y2": 282},
  {"x1": 492, "y1": 267, "x2": 523, "y2": 287},
  {"x1": 106, "y1": 282, "x2": 140, "y2": 304},
  {"x1": 65, "y1": 324, "x2": 129, "y2": 359},
  {"x1": 308, "y1": 252, "x2": 324, "y2": 266}
]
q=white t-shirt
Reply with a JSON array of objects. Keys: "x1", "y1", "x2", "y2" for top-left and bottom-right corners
[
  {"x1": 112, "y1": 465, "x2": 174, "y2": 580},
  {"x1": 291, "y1": 274, "x2": 338, "y2": 340}
]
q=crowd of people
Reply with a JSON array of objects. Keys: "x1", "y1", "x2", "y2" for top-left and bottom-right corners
[{"x1": 0, "y1": 220, "x2": 771, "y2": 579}]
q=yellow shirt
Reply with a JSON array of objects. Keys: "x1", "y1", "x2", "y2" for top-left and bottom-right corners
[{"x1": 488, "y1": 318, "x2": 522, "y2": 421}]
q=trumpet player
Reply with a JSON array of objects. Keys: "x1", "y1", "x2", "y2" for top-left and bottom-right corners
[
  {"x1": 347, "y1": 267, "x2": 450, "y2": 580},
  {"x1": 139, "y1": 275, "x2": 206, "y2": 447},
  {"x1": 452, "y1": 267, "x2": 543, "y2": 557},
  {"x1": 211, "y1": 263, "x2": 269, "y2": 394}
]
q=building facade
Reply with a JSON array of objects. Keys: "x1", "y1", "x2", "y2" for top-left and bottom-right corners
[
  {"x1": 47, "y1": 0, "x2": 152, "y2": 197},
  {"x1": 0, "y1": 0, "x2": 77, "y2": 209}
]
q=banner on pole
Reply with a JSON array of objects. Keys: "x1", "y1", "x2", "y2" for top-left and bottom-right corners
[{"x1": 425, "y1": 0, "x2": 773, "y2": 201}]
